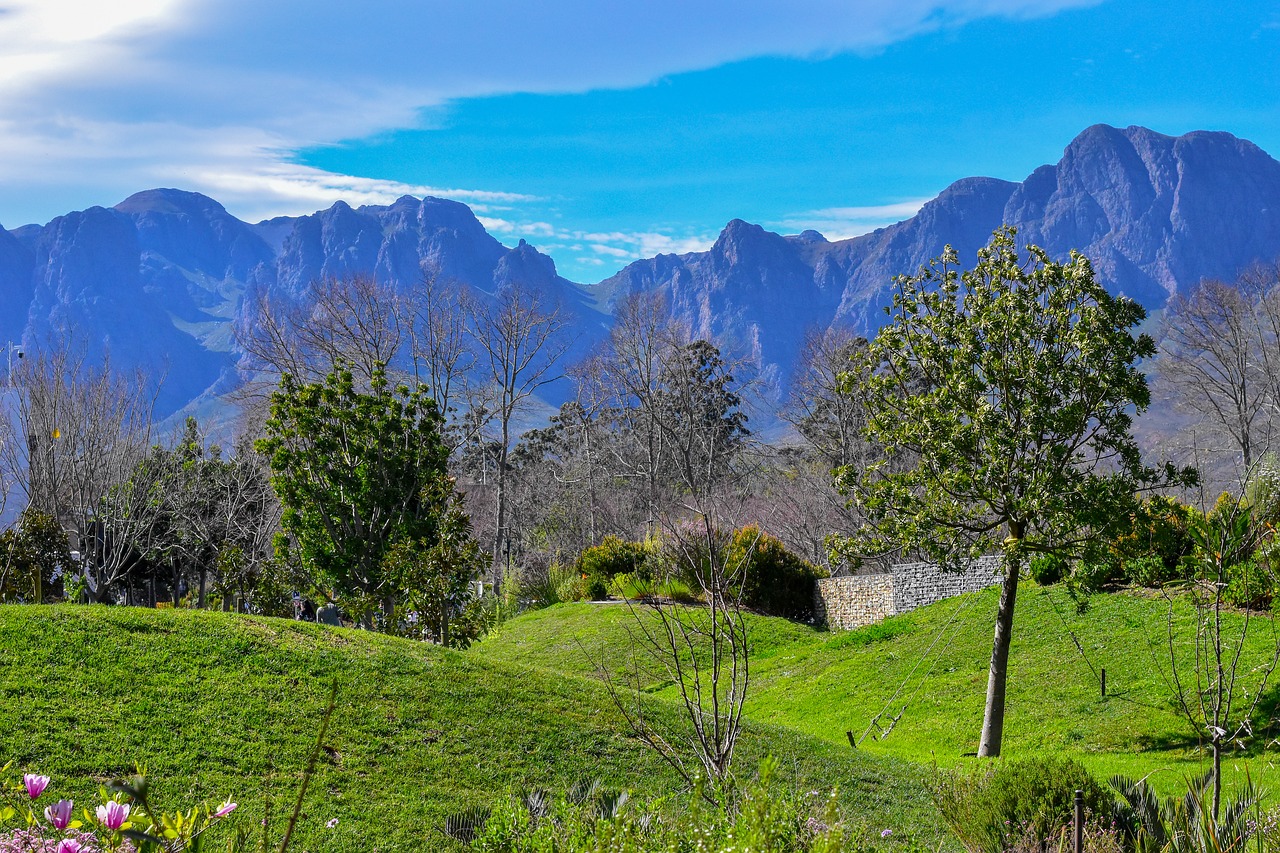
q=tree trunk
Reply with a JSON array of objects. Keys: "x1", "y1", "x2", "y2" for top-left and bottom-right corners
[
  {"x1": 1212, "y1": 739, "x2": 1222, "y2": 823},
  {"x1": 198, "y1": 568, "x2": 207, "y2": 609},
  {"x1": 978, "y1": 533, "x2": 1023, "y2": 758}
]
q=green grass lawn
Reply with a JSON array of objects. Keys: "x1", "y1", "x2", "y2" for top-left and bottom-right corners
[
  {"x1": 474, "y1": 588, "x2": 1280, "y2": 798},
  {"x1": 0, "y1": 605, "x2": 942, "y2": 852}
]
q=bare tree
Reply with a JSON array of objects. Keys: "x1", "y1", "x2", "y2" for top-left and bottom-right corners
[
  {"x1": 1158, "y1": 273, "x2": 1280, "y2": 472},
  {"x1": 406, "y1": 274, "x2": 475, "y2": 447},
  {"x1": 237, "y1": 274, "x2": 405, "y2": 389},
  {"x1": 464, "y1": 282, "x2": 571, "y2": 574},
  {"x1": 1159, "y1": 485, "x2": 1280, "y2": 821},
  {"x1": 604, "y1": 520, "x2": 754, "y2": 804},
  {"x1": 1, "y1": 346, "x2": 159, "y2": 602}
]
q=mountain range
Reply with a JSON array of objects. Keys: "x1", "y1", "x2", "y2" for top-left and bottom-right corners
[{"x1": 3, "y1": 123, "x2": 1280, "y2": 425}]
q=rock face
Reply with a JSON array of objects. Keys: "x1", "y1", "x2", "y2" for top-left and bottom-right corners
[
  {"x1": 597, "y1": 125, "x2": 1280, "y2": 395},
  {"x1": 4, "y1": 125, "x2": 1280, "y2": 421}
]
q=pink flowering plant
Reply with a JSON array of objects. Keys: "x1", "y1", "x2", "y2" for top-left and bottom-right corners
[{"x1": 1, "y1": 762, "x2": 241, "y2": 853}]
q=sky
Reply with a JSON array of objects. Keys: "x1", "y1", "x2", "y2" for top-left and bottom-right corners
[{"x1": 1, "y1": 0, "x2": 1278, "y2": 283}]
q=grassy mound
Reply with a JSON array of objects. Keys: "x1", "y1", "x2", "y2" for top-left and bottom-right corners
[
  {"x1": 474, "y1": 589, "x2": 1280, "y2": 794},
  {"x1": 0, "y1": 605, "x2": 940, "y2": 851}
]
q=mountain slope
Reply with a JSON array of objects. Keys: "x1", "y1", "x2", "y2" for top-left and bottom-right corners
[
  {"x1": 3, "y1": 124, "x2": 1280, "y2": 422},
  {"x1": 599, "y1": 125, "x2": 1280, "y2": 392}
]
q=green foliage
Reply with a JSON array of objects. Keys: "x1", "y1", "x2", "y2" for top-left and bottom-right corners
[
  {"x1": 586, "y1": 575, "x2": 610, "y2": 602},
  {"x1": 728, "y1": 525, "x2": 827, "y2": 620},
  {"x1": 381, "y1": 482, "x2": 490, "y2": 647},
  {"x1": 1110, "y1": 772, "x2": 1263, "y2": 853},
  {"x1": 0, "y1": 509, "x2": 72, "y2": 602},
  {"x1": 470, "y1": 759, "x2": 859, "y2": 853},
  {"x1": 931, "y1": 756, "x2": 1112, "y2": 853},
  {"x1": 1028, "y1": 554, "x2": 1068, "y2": 586},
  {"x1": 256, "y1": 365, "x2": 457, "y2": 623},
  {"x1": 833, "y1": 226, "x2": 1195, "y2": 570},
  {"x1": 609, "y1": 572, "x2": 654, "y2": 601},
  {"x1": 576, "y1": 536, "x2": 653, "y2": 582}
]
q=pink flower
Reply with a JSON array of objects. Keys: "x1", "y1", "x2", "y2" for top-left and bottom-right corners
[
  {"x1": 96, "y1": 801, "x2": 131, "y2": 830},
  {"x1": 213, "y1": 798, "x2": 237, "y2": 818},
  {"x1": 45, "y1": 799, "x2": 74, "y2": 830},
  {"x1": 23, "y1": 773, "x2": 50, "y2": 799},
  {"x1": 326, "y1": 818, "x2": 339, "y2": 829},
  {"x1": 57, "y1": 840, "x2": 83, "y2": 853}
]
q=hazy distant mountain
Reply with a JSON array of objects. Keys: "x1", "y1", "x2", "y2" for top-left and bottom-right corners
[{"x1": 3, "y1": 124, "x2": 1280, "y2": 424}]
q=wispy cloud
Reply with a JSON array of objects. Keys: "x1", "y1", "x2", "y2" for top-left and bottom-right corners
[
  {"x1": 774, "y1": 199, "x2": 930, "y2": 240},
  {"x1": 0, "y1": 0, "x2": 1096, "y2": 229}
]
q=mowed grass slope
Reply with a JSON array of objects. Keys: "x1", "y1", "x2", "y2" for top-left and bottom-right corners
[
  {"x1": 474, "y1": 589, "x2": 1280, "y2": 795},
  {"x1": 0, "y1": 605, "x2": 943, "y2": 852}
]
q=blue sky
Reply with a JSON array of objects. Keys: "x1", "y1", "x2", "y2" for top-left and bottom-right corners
[{"x1": 1, "y1": 0, "x2": 1277, "y2": 282}]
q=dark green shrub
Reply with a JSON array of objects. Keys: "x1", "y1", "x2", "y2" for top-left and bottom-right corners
[
  {"x1": 932, "y1": 756, "x2": 1112, "y2": 853},
  {"x1": 1028, "y1": 554, "x2": 1067, "y2": 586},
  {"x1": 1124, "y1": 554, "x2": 1179, "y2": 588},
  {"x1": 586, "y1": 575, "x2": 610, "y2": 601},
  {"x1": 575, "y1": 536, "x2": 652, "y2": 581},
  {"x1": 726, "y1": 525, "x2": 827, "y2": 620},
  {"x1": 1224, "y1": 557, "x2": 1274, "y2": 610}
]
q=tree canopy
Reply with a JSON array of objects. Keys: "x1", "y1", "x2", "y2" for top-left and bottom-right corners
[
  {"x1": 833, "y1": 226, "x2": 1195, "y2": 756},
  {"x1": 256, "y1": 364, "x2": 466, "y2": 625}
]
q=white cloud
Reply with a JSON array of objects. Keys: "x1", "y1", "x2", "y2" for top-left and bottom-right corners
[
  {"x1": 774, "y1": 198, "x2": 931, "y2": 240},
  {"x1": 0, "y1": 0, "x2": 1097, "y2": 228}
]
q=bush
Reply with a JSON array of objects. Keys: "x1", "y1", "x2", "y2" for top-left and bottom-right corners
[
  {"x1": 609, "y1": 572, "x2": 655, "y2": 601},
  {"x1": 1028, "y1": 554, "x2": 1067, "y2": 586},
  {"x1": 468, "y1": 759, "x2": 862, "y2": 852},
  {"x1": 932, "y1": 756, "x2": 1112, "y2": 853},
  {"x1": 586, "y1": 575, "x2": 610, "y2": 601},
  {"x1": 1224, "y1": 557, "x2": 1274, "y2": 610},
  {"x1": 725, "y1": 525, "x2": 827, "y2": 620},
  {"x1": 575, "y1": 536, "x2": 652, "y2": 582}
]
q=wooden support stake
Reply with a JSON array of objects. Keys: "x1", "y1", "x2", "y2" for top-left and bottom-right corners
[
  {"x1": 1074, "y1": 790, "x2": 1084, "y2": 853},
  {"x1": 846, "y1": 730, "x2": 856, "y2": 749},
  {"x1": 1101, "y1": 667, "x2": 1106, "y2": 698}
]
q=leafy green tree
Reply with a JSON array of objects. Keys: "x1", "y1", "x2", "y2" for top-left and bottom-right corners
[
  {"x1": 0, "y1": 508, "x2": 72, "y2": 602},
  {"x1": 256, "y1": 364, "x2": 457, "y2": 626},
  {"x1": 833, "y1": 227, "x2": 1195, "y2": 757},
  {"x1": 381, "y1": 481, "x2": 490, "y2": 647}
]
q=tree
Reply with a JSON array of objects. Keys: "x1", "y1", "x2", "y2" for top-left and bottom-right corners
[
  {"x1": 1159, "y1": 495, "x2": 1279, "y2": 822},
  {"x1": 464, "y1": 282, "x2": 571, "y2": 575},
  {"x1": 256, "y1": 364, "x2": 458, "y2": 626},
  {"x1": 1158, "y1": 272, "x2": 1280, "y2": 474},
  {"x1": 833, "y1": 227, "x2": 1195, "y2": 757},
  {"x1": 0, "y1": 345, "x2": 159, "y2": 603},
  {"x1": 0, "y1": 509, "x2": 72, "y2": 602}
]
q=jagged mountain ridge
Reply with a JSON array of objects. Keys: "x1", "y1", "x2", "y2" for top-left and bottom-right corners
[
  {"x1": 3, "y1": 123, "x2": 1280, "y2": 423},
  {"x1": 2, "y1": 190, "x2": 600, "y2": 417},
  {"x1": 599, "y1": 125, "x2": 1280, "y2": 395}
]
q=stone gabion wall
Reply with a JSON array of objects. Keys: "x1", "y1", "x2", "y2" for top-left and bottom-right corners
[
  {"x1": 814, "y1": 556, "x2": 1002, "y2": 630},
  {"x1": 813, "y1": 574, "x2": 895, "y2": 630},
  {"x1": 890, "y1": 556, "x2": 1003, "y2": 613}
]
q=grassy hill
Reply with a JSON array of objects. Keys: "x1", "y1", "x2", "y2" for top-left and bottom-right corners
[
  {"x1": 0, "y1": 605, "x2": 942, "y2": 852},
  {"x1": 473, "y1": 588, "x2": 1280, "y2": 796}
]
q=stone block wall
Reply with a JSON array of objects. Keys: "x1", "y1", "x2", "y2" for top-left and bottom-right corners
[
  {"x1": 814, "y1": 556, "x2": 1002, "y2": 630},
  {"x1": 890, "y1": 556, "x2": 1003, "y2": 613},
  {"x1": 814, "y1": 574, "x2": 895, "y2": 630}
]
